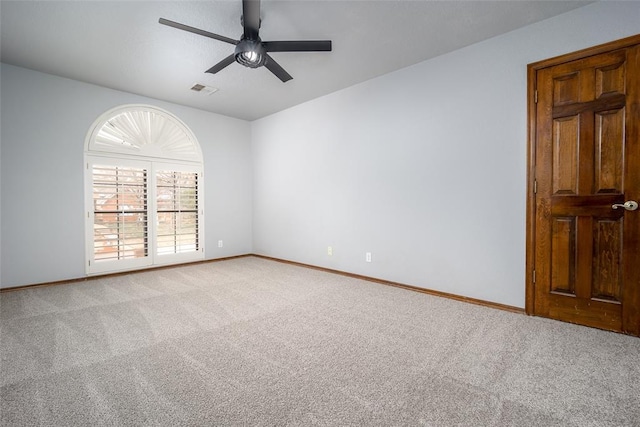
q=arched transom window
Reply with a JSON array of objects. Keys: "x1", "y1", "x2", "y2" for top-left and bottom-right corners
[{"x1": 84, "y1": 105, "x2": 204, "y2": 274}]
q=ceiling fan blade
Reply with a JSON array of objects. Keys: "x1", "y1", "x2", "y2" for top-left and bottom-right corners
[
  {"x1": 205, "y1": 54, "x2": 237, "y2": 74},
  {"x1": 242, "y1": 0, "x2": 261, "y2": 40},
  {"x1": 159, "y1": 18, "x2": 238, "y2": 45},
  {"x1": 264, "y1": 40, "x2": 332, "y2": 52},
  {"x1": 264, "y1": 54, "x2": 293, "y2": 83}
]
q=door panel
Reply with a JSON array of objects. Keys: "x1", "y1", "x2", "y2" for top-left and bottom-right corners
[
  {"x1": 550, "y1": 217, "x2": 576, "y2": 295},
  {"x1": 592, "y1": 218, "x2": 623, "y2": 301},
  {"x1": 552, "y1": 115, "x2": 579, "y2": 194},
  {"x1": 528, "y1": 36, "x2": 640, "y2": 336},
  {"x1": 595, "y1": 109, "x2": 624, "y2": 193}
]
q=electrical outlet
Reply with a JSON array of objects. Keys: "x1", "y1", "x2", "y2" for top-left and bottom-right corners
[
  {"x1": 328, "y1": 246, "x2": 333, "y2": 256},
  {"x1": 366, "y1": 252, "x2": 372, "y2": 262},
  {"x1": 218, "y1": 240, "x2": 223, "y2": 248}
]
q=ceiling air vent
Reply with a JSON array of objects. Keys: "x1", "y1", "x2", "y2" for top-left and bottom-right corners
[{"x1": 190, "y1": 83, "x2": 218, "y2": 95}]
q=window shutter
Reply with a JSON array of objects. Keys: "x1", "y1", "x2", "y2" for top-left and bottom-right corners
[
  {"x1": 92, "y1": 165, "x2": 148, "y2": 262},
  {"x1": 156, "y1": 170, "x2": 199, "y2": 255},
  {"x1": 88, "y1": 107, "x2": 203, "y2": 162}
]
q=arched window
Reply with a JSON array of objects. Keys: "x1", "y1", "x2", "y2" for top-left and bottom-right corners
[{"x1": 84, "y1": 105, "x2": 204, "y2": 274}]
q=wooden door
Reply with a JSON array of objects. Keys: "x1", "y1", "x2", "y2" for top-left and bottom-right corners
[{"x1": 527, "y1": 35, "x2": 640, "y2": 336}]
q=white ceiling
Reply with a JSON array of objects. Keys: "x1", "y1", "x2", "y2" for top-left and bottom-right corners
[{"x1": 1, "y1": 0, "x2": 591, "y2": 121}]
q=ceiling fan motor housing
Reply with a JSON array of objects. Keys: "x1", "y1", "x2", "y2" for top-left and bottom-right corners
[{"x1": 235, "y1": 38, "x2": 266, "y2": 68}]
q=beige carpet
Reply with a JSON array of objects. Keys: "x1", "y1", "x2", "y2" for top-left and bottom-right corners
[{"x1": 1, "y1": 256, "x2": 639, "y2": 426}]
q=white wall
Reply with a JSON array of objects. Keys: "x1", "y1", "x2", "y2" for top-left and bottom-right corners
[
  {"x1": 0, "y1": 64, "x2": 252, "y2": 288},
  {"x1": 2, "y1": 2, "x2": 638, "y2": 300},
  {"x1": 251, "y1": 1, "x2": 640, "y2": 308}
]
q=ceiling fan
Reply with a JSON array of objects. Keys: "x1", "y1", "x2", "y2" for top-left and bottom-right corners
[{"x1": 159, "y1": 0, "x2": 332, "y2": 83}]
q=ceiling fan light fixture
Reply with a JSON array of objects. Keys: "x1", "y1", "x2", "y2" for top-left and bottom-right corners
[
  {"x1": 244, "y1": 51, "x2": 259, "y2": 63},
  {"x1": 234, "y1": 39, "x2": 266, "y2": 68},
  {"x1": 238, "y1": 50, "x2": 262, "y2": 67}
]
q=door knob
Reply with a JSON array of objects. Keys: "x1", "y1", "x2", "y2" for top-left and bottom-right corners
[{"x1": 612, "y1": 200, "x2": 639, "y2": 211}]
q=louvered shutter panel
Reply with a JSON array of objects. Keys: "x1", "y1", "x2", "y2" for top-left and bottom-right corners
[
  {"x1": 90, "y1": 108, "x2": 202, "y2": 162},
  {"x1": 156, "y1": 170, "x2": 199, "y2": 255},
  {"x1": 92, "y1": 165, "x2": 148, "y2": 261}
]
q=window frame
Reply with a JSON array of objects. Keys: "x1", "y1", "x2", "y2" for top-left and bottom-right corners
[{"x1": 84, "y1": 105, "x2": 204, "y2": 275}]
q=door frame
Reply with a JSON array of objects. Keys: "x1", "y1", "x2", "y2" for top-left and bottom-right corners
[{"x1": 525, "y1": 33, "x2": 640, "y2": 316}]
